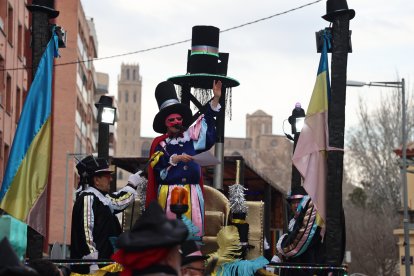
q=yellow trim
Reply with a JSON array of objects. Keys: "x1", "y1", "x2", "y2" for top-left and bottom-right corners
[
  {"x1": 150, "y1": 151, "x2": 164, "y2": 168},
  {"x1": 69, "y1": 263, "x2": 123, "y2": 276}
]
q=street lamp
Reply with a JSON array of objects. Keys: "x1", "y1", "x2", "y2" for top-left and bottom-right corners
[
  {"x1": 347, "y1": 78, "x2": 410, "y2": 275},
  {"x1": 287, "y1": 103, "x2": 305, "y2": 189},
  {"x1": 95, "y1": 96, "x2": 116, "y2": 160}
]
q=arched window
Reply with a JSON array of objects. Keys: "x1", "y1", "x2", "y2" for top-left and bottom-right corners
[
  {"x1": 126, "y1": 69, "x2": 130, "y2": 80},
  {"x1": 141, "y1": 141, "x2": 150, "y2": 157},
  {"x1": 133, "y1": 92, "x2": 137, "y2": 103},
  {"x1": 125, "y1": 91, "x2": 129, "y2": 103}
]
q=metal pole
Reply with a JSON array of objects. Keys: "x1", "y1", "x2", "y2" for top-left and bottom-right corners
[
  {"x1": 213, "y1": 87, "x2": 226, "y2": 190},
  {"x1": 63, "y1": 153, "x2": 69, "y2": 259},
  {"x1": 98, "y1": 124, "x2": 110, "y2": 160},
  {"x1": 401, "y1": 78, "x2": 411, "y2": 276},
  {"x1": 63, "y1": 152, "x2": 84, "y2": 259}
]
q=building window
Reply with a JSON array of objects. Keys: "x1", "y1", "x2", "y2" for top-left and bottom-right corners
[
  {"x1": 125, "y1": 91, "x2": 129, "y2": 103},
  {"x1": 126, "y1": 69, "x2": 130, "y2": 80},
  {"x1": 125, "y1": 110, "x2": 128, "y2": 120},
  {"x1": 133, "y1": 69, "x2": 136, "y2": 80},
  {"x1": 0, "y1": 57, "x2": 4, "y2": 106},
  {"x1": 15, "y1": 86, "x2": 20, "y2": 122},
  {"x1": 0, "y1": 131, "x2": 3, "y2": 159},
  {"x1": 17, "y1": 22, "x2": 23, "y2": 58},
  {"x1": 6, "y1": 74, "x2": 11, "y2": 113},
  {"x1": 133, "y1": 92, "x2": 136, "y2": 103},
  {"x1": 4, "y1": 143, "x2": 9, "y2": 169},
  {"x1": 7, "y1": 4, "x2": 13, "y2": 45},
  {"x1": 141, "y1": 142, "x2": 150, "y2": 157},
  {"x1": 0, "y1": 1, "x2": 6, "y2": 32}
]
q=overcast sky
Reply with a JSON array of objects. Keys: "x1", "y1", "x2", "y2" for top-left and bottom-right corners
[{"x1": 81, "y1": 0, "x2": 414, "y2": 139}]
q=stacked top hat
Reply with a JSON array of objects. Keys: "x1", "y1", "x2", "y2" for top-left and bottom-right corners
[{"x1": 168, "y1": 25, "x2": 240, "y2": 90}]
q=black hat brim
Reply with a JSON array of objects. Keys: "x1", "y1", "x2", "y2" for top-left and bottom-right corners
[
  {"x1": 322, "y1": 9, "x2": 355, "y2": 22},
  {"x1": 182, "y1": 255, "x2": 209, "y2": 266},
  {"x1": 168, "y1": 74, "x2": 240, "y2": 90},
  {"x1": 153, "y1": 103, "x2": 193, "y2": 134}
]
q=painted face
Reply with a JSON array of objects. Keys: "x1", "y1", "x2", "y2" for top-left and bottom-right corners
[{"x1": 165, "y1": 113, "x2": 183, "y2": 128}]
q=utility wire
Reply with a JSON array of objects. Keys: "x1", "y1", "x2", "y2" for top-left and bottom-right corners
[{"x1": 1, "y1": 0, "x2": 322, "y2": 72}]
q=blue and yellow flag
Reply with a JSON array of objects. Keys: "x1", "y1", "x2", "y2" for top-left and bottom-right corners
[
  {"x1": 0, "y1": 31, "x2": 59, "y2": 235},
  {"x1": 292, "y1": 30, "x2": 331, "y2": 225}
]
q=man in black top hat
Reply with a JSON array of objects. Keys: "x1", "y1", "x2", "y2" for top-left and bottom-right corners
[
  {"x1": 274, "y1": 186, "x2": 325, "y2": 276},
  {"x1": 112, "y1": 201, "x2": 188, "y2": 275},
  {"x1": 180, "y1": 240, "x2": 208, "y2": 276},
  {"x1": 70, "y1": 155, "x2": 145, "y2": 274}
]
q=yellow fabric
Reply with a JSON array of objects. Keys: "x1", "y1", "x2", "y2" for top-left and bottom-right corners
[
  {"x1": 0, "y1": 119, "x2": 51, "y2": 221},
  {"x1": 207, "y1": 225, "x2": 241, "y2": 275},
  {"x1": 150, "y1": 151, "x2": 164, "y2": 168},
  {"x1": 69, "y1": 263, "x2": 123, "y2": 276},
  {"x1": 306, "y1": 71, "x2": 328, "y2": 115},
  {"x1": 231, "y1": 218, "x2": 246, "y2": 224}
]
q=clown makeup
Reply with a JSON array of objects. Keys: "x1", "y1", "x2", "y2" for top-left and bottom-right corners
[{"x1": 165, "y1": 113, "x2": 183, "y2": 127}]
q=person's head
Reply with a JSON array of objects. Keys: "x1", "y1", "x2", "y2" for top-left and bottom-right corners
[
  {"x1": 181, "y1": 241, "x2": 207, "y2": 276},
  {"x1": 112, "y1": 201, "x2": 188, "y2": 275},
  {"x1": 153, "y1": 81, "x2": 192, "y2": 134},
  {"x1": 287, "y1": 186, "x2": 307, "y2": 215},
  {"x1": 76, "y1": 155, "x2": 113, "y2": 192}
]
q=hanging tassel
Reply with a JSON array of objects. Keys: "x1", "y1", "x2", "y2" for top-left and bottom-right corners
[
  {"x1": 135, "y1": 177, "x2": 148, "y2": 213},
  {"x1": 228, "y1": 184, "x2": 248, "y2": 214},
  {"x1": 225, "y1": 88, "x2": 232, "y2": 120},
  {"x1": 176, "y1": 85, "x2": 182, "y2": 101}
]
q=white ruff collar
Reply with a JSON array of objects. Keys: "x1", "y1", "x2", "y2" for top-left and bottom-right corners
[
  {"x1": 165, "y1": 130, "x2": 190, "y2": 145},
  {"x1": 80, "y1": 186, "x2": 114, "y2": 213}
]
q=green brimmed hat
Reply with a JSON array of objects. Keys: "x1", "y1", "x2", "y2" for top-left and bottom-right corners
[{"x1": 168, "y1": 25, "x2": 240, "y2": 90}]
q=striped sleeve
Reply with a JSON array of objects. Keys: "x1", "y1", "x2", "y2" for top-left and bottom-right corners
[
  {"x1": 106, "y1": 185, "x2": 137, "y2": 213},
  {"x1": 276, "y1": 199, "x2": 320, "y2": 258},
  {"x1": 82, "y1": 195, "x2": 98, "y2": 257}
]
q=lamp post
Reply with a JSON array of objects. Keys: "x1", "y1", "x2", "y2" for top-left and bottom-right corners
[
  {"x1": 95, "y1": 96, "x2": 116, "y2": 161},
  {"x1": 347, "y1": 78, "x2": 410, "y2": 275},
  {"x1": 287, "y1": 103, "x2": 305, "y2": 189}
]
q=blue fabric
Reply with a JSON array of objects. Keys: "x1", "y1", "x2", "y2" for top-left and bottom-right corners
[
  {"x1": 193, "y1": 118, "x2": 207, "y2": 150},
  {"x1": 0, "y1": 32, "x2": 59, "y2": 200}
]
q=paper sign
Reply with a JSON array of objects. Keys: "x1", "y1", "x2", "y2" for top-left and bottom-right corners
[{"x1": 192, "y1": 151, "x2": 220, "y2": 167}]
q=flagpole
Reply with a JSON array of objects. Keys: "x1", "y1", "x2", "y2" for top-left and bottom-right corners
[{"x1": 322, "y1": 0, "x2": 354, "y2": 264}]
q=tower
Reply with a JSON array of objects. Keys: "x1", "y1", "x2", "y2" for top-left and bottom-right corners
[{"x1": 116, "y1": 64, "x2": 142, "y2": 183}]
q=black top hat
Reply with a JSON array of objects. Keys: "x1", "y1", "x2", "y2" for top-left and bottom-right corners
[
  {"x1": 181, "y1": 240, "x2": 208, "y2": 266},
  {"x1": 76, "y1": 155, "x2": 113, "y2": 178},
  {"x1": 322, "y1": 0, "x2": 355, "y2": 22},
  {"x1": 153, "y1": 81, "x2": 193, "y2": 134},
  {"x1": 168, "y1": 25, "x2": 240, "y2": 90},
  {"x1": 287, "y1": 186, "x2": 308, "y2": 202},
  {"x1": 116, "y1": 201, "x2": 188, "y2": 251}
]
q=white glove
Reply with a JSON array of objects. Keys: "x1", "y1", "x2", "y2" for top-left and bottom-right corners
[
  {"x1": 128, "y1": 170, "x2": 146, "y2": 188},
  {"x1": 271, "y1": 255, "x2": 282, "y2": 263},
  {"x1": 89, "y1": 264, "x2": 99, "y2": 274}
]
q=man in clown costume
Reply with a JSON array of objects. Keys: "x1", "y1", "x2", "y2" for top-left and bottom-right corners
[{"x1": 146, "y1": 80, "x2": 221, "y2": 241}]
